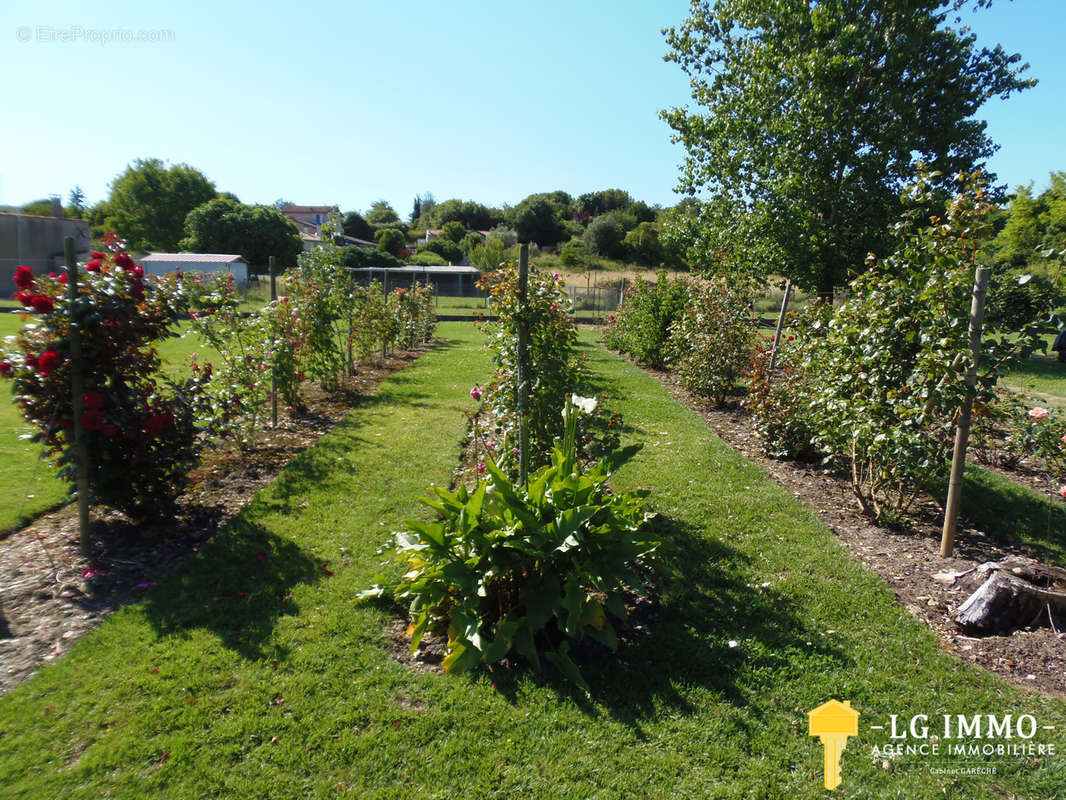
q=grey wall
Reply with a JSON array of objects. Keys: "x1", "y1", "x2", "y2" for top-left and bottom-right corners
[{"x1": 0, "y1": 214, "x2": 91, "y2": 295}]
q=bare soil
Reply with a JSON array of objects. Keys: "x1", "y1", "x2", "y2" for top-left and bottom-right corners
[
  {"x1": 0, "y1": 343, "x2": 438, "y2": 695},
  {"x1": 638, "y1": 364, "x2": 1066, "y2": 700}
]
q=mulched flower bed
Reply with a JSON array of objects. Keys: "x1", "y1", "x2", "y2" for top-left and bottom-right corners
[
  {"x1": 636, "y1": 362, "x2": 1066, "y2": 700},
  {"x1": 0, "y1": 343, "x2": 438, "y2": 695}
]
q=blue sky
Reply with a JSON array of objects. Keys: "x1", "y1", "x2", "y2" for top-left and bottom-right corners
[{"x1": 0, "y1": 0, "x2": 1062, "y2": 217}]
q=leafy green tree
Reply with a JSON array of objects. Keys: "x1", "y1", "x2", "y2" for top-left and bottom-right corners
[
  {"x1": 108, "y1": 158, "x2": 217, "y2": 250},
  {"x1": 181, "y1": 198, "x2": 303, "y2": 270},
  {"x1": 993, "y1": 185, "x2": 1044, "y2": 267},
  {"x1": 20, "y1": 199, "x2": 55, "y2": 217},
  {"x1": 410, "y1": 195, "x2": 422, "y2": 224},
  {"x1": 67, "y1": 186, "x2": 86, "y2": 218},
  {"x1": 366, "y1": 200, "x2": 400, "y2": 225},
  {"x1": 441, "y1": 220, "x2": 467, "y2": 243},
  {"x1": 460, "y1": 231, "x2": 483, "y2": 255},
  {"x1": 420, "y1": 238, "x2": 463, "y2": 265},
  {"x1": 374, "y1": 228, "x2": 407, "y2": 256},
  {"x1": 624, "y1": 222, "x2": 663, "y2": 266},
  {"x1": 512, "y1": 194, "x2": 570, "y2": 246},
  {"x1": 560, "y1": 238, "x2": 591, "y2": 269},
  {"x1": 661, "y1": 0, "x2": 1034, "y2": 295},
  {"x1": 470, "y1": 237, "x2": 510, "y2": 271},
  {"x1": 1041, "y1": 172, "x2": 1066, "y2": 254},
  {"x1": 583, "y1": 214, "x2": 625, "y2": 259},
  {"x1": 338, "y1": 245, "x2": 404, "y2": 269},
  {"x1": 342, "y1": 211, "x2": 374, "y2": 241}
]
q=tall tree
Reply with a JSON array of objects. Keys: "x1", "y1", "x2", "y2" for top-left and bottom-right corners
[
  {"x1": 366, "y1": 200, "x2": 400, "y2": 225},
  {"x1": 661, "y1": 0, "x2": 1034, "y2": 295},
  {"x1": 181, "y1": 197, "x2": 303, "y2": 270},
  {"x1": 67, "y1": 186, "x2": 86, "y2": 217},
  {"x1": 108, "y1": 158, "x2": 217, "y2": 250}
]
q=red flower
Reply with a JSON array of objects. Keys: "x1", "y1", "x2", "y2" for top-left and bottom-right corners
[
  {"x1": 0, "y1": 362, "x2": 11, "y2": 376},
  {"x1": 91, "y1": 252, "x2": 106, "y2": 260},
  {"x1": 31, "y1": 295, "x2": 54, "y2": 314},
  {"x1": 37, "y1": 350, "x2": 61, "y2": 375},
  {"x1": 24, "y1": 354, "x2": 38, "y2": 369},
  {"x1": 14, "y1": 265, "x2": 35, "y2": 290},
  {"x1": 83, "y1": 391, "x2": 105, "y2": 410},
  {"x1": 81, "y1": 410, "x2": 105, "y2": 431},
  {"x1": 14, "y1": 291, "x2": 34, "y2": 307},
  {"x1": 131, "y1": 264, "x2": 144, "y2": 278},
  {"x1": 85, "y1": 259, "x2": 102, "y2": 273},
  {"x1": 57, "y1": 273, "x2": 68, "y2": 285},
  {"x1": 114, "y1": 253, "x2": 135, "y2": 270}
]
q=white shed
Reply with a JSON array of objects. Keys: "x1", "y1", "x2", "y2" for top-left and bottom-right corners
[{"x1": 141, "y1": 253, "x2": 249, "y2": 285}]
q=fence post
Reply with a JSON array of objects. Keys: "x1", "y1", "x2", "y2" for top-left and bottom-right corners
[
  {"x1": 517, "y1": 243, "x2": 530, "y2": 485},
  {"x1": 65, "y1": 238, "x2": 91, "y2": 549},
  {"x1": 269, "y1": 256, "x2": 278, "y2": 428},
  {"x1": 768, "y1": 280, "x2": 793, "y2": 371},
  {"x1": 941, "y1": 266, "x2": 990, "y2": 558}
]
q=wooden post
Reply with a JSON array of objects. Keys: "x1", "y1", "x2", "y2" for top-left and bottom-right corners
[
  {"x1": 65, "y1": 238, "x2": 91, "y2": 549},
  {"x1": 269, "y1": 256, "x2": 278, "y2": 428},
  {"x1": 768, "y1": 280, "x2": 792, "y2": 371},
  {"x1": 517, "y1": 243, "x2": 530, "y2": 485},
  {"x1": 941, "y1": 266, "x2": 990, "y2": 558}
]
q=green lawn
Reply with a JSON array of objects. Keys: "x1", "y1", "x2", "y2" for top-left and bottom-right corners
[
  {"x1": 0, "y1": 312, "x2": 215, "y2": 531},
  {"x1": 0, "y1": 323, "x2": 1063, "y2": 798}
]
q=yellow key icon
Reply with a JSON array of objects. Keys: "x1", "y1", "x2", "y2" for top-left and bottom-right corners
[{"x1": 808, "y1": 700, "x2": 859, "y2": 790}]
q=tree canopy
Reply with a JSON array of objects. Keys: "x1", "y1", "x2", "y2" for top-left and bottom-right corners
[
  {"x1": 366, "y1": 200, "x2": 401, "y2": 225},
  {"x1": 108, "y1": 158, "x2": 218, "y2": 251},
  {"x1": 661, "y1": 0, "x2": 1034, "y2": 294},
  {"x1": 181, "y1": 197, "x2": 303, "y2": 268}
]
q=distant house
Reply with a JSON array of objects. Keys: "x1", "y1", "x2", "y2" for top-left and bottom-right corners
[
  {"x1": 141, "y1": 253, "x2": 248, "y2": 285},
  {"x1": 0, "y1": 212, "x2": 90, "y2": 295},
  {"x1": 282, "y1": 205, "x2": 374, "y2": 251}
]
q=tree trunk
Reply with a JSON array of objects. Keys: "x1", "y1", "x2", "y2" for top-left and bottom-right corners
[{"x1": 952, "y1": 557, "x2": 1066, "y2": 634}]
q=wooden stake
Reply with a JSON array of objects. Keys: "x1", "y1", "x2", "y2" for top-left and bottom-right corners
[
  {"x1": 517, "y1": 243, "x2": 529, "y2": 485},
  {"x1": 768, "y1": 280, "x2": 792, "y2": 371},
  {"x1": 65, "y1": 238, "x2": 91, "y2": 550},
  {"x1": 941, "y1": 266, "x2": 990, "y2": 558},
  {"x1": 269, "y1": 256, "x2": 278, "y2": 428}
]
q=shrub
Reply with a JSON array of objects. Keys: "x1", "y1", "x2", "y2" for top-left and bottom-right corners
[
  {"x1": 389, "y1": 283, "x2": 436, "y2": 349},
  {"x1": 603, "y1": 271, "x2": 689, "y2": 368},
  {"x1": 2, "y1": 236, "x2": 210, "y2": 522},
  {"x1": 339, "y1": 246, "x2": 404, "y2": 269},
  {"x1": 583, "y1": 214, "x2": 625, "y2": 259},
  {"x1": 665, "y1": 276, "x2": 757, "y2": 405},
  {"x1": 559, "y1": 238, "x2": 590, "y2": 269},
  {"x1": 796, "y1": 173, "x2": 1046, "y2": 518},
  {"x1": 421, "y1": 238, "x2": 463, "y2": 265},
  {"x1": 374, "y1": 228, "x2": 407, "y2": 257},
  {"x1": 407, "y1": 250, "x2": 445, "y2": 267},
  {"x1": 360, "y1": 401, "x2": 657, "y2": 691},
  {"x1": 478, "y1": 265, "x2": 581, "y2": 469}
]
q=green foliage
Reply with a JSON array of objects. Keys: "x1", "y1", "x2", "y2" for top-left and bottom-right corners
[
  {"x1": 107, "y1": 158, "x2": 217, "y2": 251},
  {"x1": 665, "y1": 276, "x2": 758, "y2": 406},
  {"x1": 460, "y1": 231, "x2": 483, "y2": 256},
  {"x1": 992, "y1": 172, "x2": 1066, "y2": 267},
  {"x1": 338, "y1": 246, "x2": 404, "y2": 269},
  {"x1": 440, "y1": 220, "x2": 467, "y2": 244},
  {"x1": 420, "y1": 238, "x2": 463, "y2": 265},
  {"x1": 469, "y1": 237, "x2": 511, "y2": 272},
  {"x1": 361, "y1": 402, "x2": 656, "y2": 691},
  {"x1": 181, "y1": 197, "x2": 303, "y2": 269},
  {"x1": 661, "y1": 0, "x2": 1035, "y2": 295},
  {"x1": 342, "y1": 211, "x2": 374, "y2": 241},
  {"x1": 418, "y1": 198, "x2": 497, "y2": 231},
  {"x1": 407, "y1": 249, "x2": 445, "y2": 266},
  {"x1": 623, "y1": 221, "x2": 663, "y2": 267},
  {"x1": 366, "y1": 200, "x2": 401, "y2": 225},
  {"x1": 292, "y1": 227, "x2": 352, "y2": 389},
  {"x1": 583, "y1": 214, "x2": 625, "y2": 259},
  {"x1": 478, "y1": 265, "x2": 581, "y2": 468},
  {"x1": 790, "y1": 174, "x2": 1048, "y2": 518},
  {"x1": 374, "y1": 228, "x2": 407, "y2": 257},
  {"x1": 388, "y1": 284, "x2": 436, "y2": 349},
  {"x1": 559, "y1": 238, "x2": 590, "y2": 269},
  {"x1": 985, "y1": 266, "x2": 1065, "y2": 330},
  {"x1": 512, "y1": 194, "x2": 570, "y2": 247},
  {"x1": 603, "y1": 271, "x2": 689, "y2": 369},
  {"x1": 2, "y1": 238, "x2": 209, "y2": 521}
]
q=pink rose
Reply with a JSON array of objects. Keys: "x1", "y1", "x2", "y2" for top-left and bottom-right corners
[{"x1": 1028, "y1": 407, "x2": 1050, "y2": 420}]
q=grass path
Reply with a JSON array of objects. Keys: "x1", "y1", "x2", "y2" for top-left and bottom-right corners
[{"x1": 0, "y1": 324, "x2": 1064, "y2": 798}]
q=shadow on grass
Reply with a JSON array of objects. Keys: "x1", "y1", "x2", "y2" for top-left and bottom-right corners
[
  {"x1": 489, "y1": 515, "x2": 845, "y2": 737},
  {"x1": 140, "y1": 514, "x2": 321, "y2": 662},
  {"x1": 927, "y1": 466, "x2": 1066, "y2": 568},
  {"x1": 1009, "y1": 354, "x2": 1066, "y2": 384}
]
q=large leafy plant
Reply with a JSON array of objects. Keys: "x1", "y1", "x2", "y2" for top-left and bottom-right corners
[
  {"x1": 361, "y1": 401, "x2": 657, "y2": 691},
  {"x1": 603, "y1": 271, "x2": 688, "y2": 368}
]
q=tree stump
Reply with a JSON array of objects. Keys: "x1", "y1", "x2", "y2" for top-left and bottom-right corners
[{"x1": 952, "y1": 557, "x2": 1066, "y2": 634}]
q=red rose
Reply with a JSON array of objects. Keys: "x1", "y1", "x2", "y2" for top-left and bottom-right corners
[
  {"x1": 91, "y1": 252, "x2": 106, "y2": 260},
  {"x1": 131, "y1": 264, "x2": 144, "y2": 278},
  {"x1": 83, "y1": 391, "x2": 105, "y2": 410},
  {"x1": 24, "y1": 354, "x2": 38, "y2": 369},
  {"x1": 114, "y1": 253, "x2": 134, "y2": 270},
  {"x1": 85, "y1": 260, "x2": 102, "y2": 273},
  {"x1": 37, "y1": 350, "x2": 61, "y2": 375},
  {"x1": 130, "y1": 278, "x2": 144, "y2": 298},
  {"x1": 0, "y1": 362, "x2": 11, "y2": 376},
  {"x1": 81, "y1": 410, "x2": 104, "y2": 431},
  {"x1": 31, "y1": 295, "x2": 54, "y2": 314},
  {"x1": 57, "y1": 273, "x2": 68, "y2": 285},
  {"x1": 14, "y1": 265, "x2": 35, "y2": 290}
]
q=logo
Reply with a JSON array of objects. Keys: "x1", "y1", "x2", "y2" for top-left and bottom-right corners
[{"x1": 808, "y1": 699, "x2": 859, "y2": 790}]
